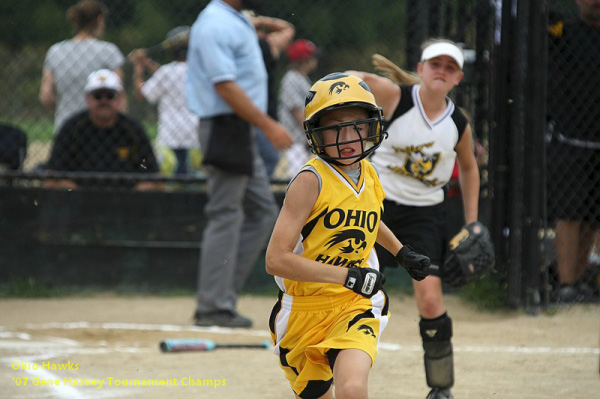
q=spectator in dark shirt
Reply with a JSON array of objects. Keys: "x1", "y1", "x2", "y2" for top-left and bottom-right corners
[
  {"x1": 45, "y1": 69, "x2": 160, "y2": 190},
  {"x1": 547, "y1": 0, "x2": 600, "y2": 303}
]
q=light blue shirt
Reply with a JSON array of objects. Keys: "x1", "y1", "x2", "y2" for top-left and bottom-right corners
[{"x1": 186, "y1": 0, "x2": 267, "y2": 118}]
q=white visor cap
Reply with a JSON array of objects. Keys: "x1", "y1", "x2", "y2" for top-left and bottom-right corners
[{"x1": 420, "y1": 42, "x2": 464, "y2": 69}]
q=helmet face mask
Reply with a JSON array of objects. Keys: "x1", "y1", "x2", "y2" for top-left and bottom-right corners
[
  {"x1": 304, "y1": 73, "x2": 387, "y2": 166},
  {"x1": 308, "y1": 112, "x2": 383, "y2": 164}
]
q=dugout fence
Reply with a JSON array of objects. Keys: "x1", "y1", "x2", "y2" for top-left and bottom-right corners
[{"x1": 1, "y1": 1, "x2": 598, "y2": 308}]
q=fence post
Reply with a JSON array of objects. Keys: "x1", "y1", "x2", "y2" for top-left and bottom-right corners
[
  {"x1": 406, "y1": 0, "x2": 428, "y2": 67},
  {"x1": 522, "y1": 0, "x2": 548, "y2": 313},
  {"x1": 505, "y1": 0, "x2": 533, "y2": 309},
  {"x1": 489, "y1": 0, "x2": 515, "y2": 307},
  {"x1": 490, "y1": 0, "x2": 549, "y2": 310}
]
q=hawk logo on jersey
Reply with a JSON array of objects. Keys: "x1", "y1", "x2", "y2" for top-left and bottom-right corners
[
  {"x1": 329, "y1": 81, "x2": 350, "y2": 95},
  {"x1": 325, "y1": 229, "x2": 367, "y2": 254},
  {"x1": 357, "y1": 324, "x2": 377, "y2": 339},
  {"x1": 388, "y1": 141, "x2": 443, "y2": 187},
  {"x1": 404, "y1": 149, "x2": 439, "y2": 177},
  {"x1": 313, "y1": 208, "x2": 377, "y2": 268}
]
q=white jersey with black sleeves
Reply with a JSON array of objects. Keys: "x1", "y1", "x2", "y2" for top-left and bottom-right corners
[{"x1": 371, "y1": 84, "x2": 467, "y2": 206}]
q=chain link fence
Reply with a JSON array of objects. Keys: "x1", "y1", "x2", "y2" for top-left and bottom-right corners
[
  {"x1": 0, "y1": 0, "x2": 493, "y2": 182},
  {"x1": 0, "y1": 0, "x2": 597, "y2": 305},
  {"x1": 545, "y1": 0, "x2": 600, "y2": 304}
]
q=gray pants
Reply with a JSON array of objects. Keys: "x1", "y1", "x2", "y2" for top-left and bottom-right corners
[{"x1": 196, "y1": 120, "x2": 278, "y2": 313}]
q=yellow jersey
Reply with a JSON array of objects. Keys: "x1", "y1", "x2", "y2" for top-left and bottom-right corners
[{"x1": 275, "y1": 157, "x2": 386, "y2": 296}]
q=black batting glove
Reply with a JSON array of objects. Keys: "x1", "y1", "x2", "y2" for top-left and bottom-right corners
[
  {"x1": 343, "y1": 267, "x2": 386, "y2": 298},
  {"x1": 395, "y1": 245, "x2": 430, "y2": 281}
]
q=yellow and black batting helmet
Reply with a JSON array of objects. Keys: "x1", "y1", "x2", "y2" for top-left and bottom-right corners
[{"x1": 303, "y1": 72, "x2": 387, "y2": 165}]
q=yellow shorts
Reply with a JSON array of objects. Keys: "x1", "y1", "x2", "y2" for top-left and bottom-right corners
[{"x1": 269, "y1": 290, "x2": 390, "y2": 398}]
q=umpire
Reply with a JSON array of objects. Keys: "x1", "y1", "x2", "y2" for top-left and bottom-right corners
[{"x1": 186, "y1": 0, "x2": 293, "y2": 328}]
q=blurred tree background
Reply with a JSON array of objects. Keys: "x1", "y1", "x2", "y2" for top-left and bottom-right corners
[{"x1": 1, "y1": 0, "x2": 483, "y2": 171}]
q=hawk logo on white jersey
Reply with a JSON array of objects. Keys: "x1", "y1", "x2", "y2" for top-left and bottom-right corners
[
  {"x1": 388, "y1": 141, "x2": 443, "y2": 186},
  {"x1": 405, "y1": 149, "x2": 439, "y2": 177}
]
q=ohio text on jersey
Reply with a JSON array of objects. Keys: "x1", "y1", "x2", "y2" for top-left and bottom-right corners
[{"x1": 274, "y1": 157, "x2": 386, "y2": 297}]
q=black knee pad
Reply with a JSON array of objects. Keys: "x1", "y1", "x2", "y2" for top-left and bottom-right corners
[{"x1": 419, "y1": 313, "x2": 454, "y2": 389}]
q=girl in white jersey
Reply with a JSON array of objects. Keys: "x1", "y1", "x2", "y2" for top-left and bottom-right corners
[
  {"x1": 348, "y1": 39, "x2": 480, "y2": 399},
  {"x1": 266, "y1": 72, "x2": 430, "y2": 399}
]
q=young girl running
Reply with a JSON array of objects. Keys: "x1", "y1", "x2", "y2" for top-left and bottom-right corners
[{"x1": 266, "y1": 72, "x2": 431, "y2": 399}]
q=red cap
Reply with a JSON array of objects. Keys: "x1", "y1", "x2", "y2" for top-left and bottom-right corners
[{"x1": 287, "y1": 39, "x2": 317, "y2": 62}]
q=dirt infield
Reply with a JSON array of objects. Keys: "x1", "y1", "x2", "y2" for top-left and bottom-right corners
[{"x1": 0, "y1": 294, "x2": 598, "y2": 398}]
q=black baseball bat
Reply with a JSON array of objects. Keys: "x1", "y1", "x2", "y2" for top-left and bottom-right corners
[{"x1": 145, "y1": 29, "x2": 190, "y2": 56}]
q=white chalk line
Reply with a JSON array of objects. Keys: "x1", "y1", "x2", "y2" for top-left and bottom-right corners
[
  {"x1": 2, "y1": 352, "x2": 132, "y2": 399},
  {"x1": 1, "y1": 323, "x2": 156, "y2": 399},
  {"x1": 377, "y1": 342, "x2": 600, "y2": 355},
  {"x1": 20, "y1": 322, "x2": 271, "y2": 337},
  {"x1": 2, "y1": 322, "x2": 598, "y2": 355},
  {"x1": 0, "y1": 321, "x2": 274, "y2": 399},
  {"x1": 11, "y1": 367, "x2": 84, "y2": 399},
  {"x1": 1, "y1": 322, "x2": 598, "y2": 399}
]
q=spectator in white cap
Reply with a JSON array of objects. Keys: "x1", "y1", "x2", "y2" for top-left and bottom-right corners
[
  {"x1": 278, "y1": 38, "x2": 320, "y2": 178},
  {"x1": 83, "y1": 69, "x2": 125, "y2": 128},
  {"x1": 346, "y1": 38, "x2": 480, "y2": 399},
  {"x1": 45, "y1": 69, "x2": 161, "y2": 191}
]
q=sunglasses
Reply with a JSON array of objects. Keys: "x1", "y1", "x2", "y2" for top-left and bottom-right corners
[{"x1": 91, "y1": 90, "x2": 117, "y2": 100}]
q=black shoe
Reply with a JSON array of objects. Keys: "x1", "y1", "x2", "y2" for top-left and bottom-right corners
[
  {"x1": 427, "y1": 388, "x2": 453, "y2": 399},
  {"x1": 577, "y1": 281, "x2": 598, "y2": 303},
  {"x1": 554, "y1": 284, "x2": 579, "y2": 304},
  {"x1": 193, "y1": 310, "x2": 253, "y2": 328}
]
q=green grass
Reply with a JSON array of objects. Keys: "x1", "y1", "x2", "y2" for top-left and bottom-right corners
[
  {"x1": 6, "y1": 118, "x2": 159, "y2": 143},
  {"x1": 0, "y1": 278, "x2": 506, "y2": 305},
  {"x1": 10, "y1": 119, "x2": 54, "y2": 142},
  {"x1": 0, "y1": 261, "x2": 506, "y2": 304},
  {"x1": 0, "y1": 278, "x2": 81, "y2": 298},
  {"x1": 142, "y1": 122, "x2": 158, "y2": 140},
  {"x1": 457, "y1": 276, "x2": 506, "y2": 311},
  {"x1": 0, "y1": 279, "x2": 197, "y2": 298}
]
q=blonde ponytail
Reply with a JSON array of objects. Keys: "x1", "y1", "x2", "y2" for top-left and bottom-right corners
[{"x1": 371, "y1": 54, "x2": 420, "y2": 85}]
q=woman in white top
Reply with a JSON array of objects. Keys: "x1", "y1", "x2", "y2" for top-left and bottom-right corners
[
  {"x1": 39, "y1": 0, "x2": 125, "y2": 134},
  {"x1": 347, "y1": 39, "x2": 480, "y2": 399}
]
